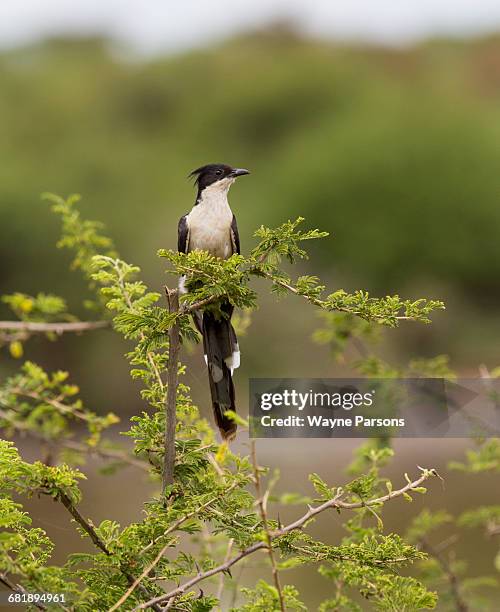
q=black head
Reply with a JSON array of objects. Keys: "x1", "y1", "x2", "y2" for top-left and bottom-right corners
[{"x1": 189, "y1": 163, "x2": 250, "y2": 194}]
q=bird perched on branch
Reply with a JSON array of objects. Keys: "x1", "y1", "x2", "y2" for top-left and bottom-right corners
[{"x1": 178, "y1": 163, "x2": 250, "y2": 439}]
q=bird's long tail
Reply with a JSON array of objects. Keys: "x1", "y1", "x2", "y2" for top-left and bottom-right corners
[{"x1": 202, "y1": 306, "x2": 239, "y2": 440}]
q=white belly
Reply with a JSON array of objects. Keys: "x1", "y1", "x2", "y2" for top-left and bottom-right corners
[
  {"x1": 187, "y1": 190, "x2": 234, "y2": 259},
  {"x1": 189, "y1": 225, "x2": 232, "y2": 259}
]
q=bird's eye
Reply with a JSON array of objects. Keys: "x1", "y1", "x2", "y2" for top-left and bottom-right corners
[{"x1": 216, "y1": 169, "x2": 223, "y2": 176}]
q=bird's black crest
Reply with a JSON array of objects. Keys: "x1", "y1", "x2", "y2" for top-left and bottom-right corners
[
  {"x1": 189, "y1": 164, "x2": 233, "y2": 185},
  {"x1": 188, "y1": 163, "x2": 250, "y2": 201},
  {"x1": 189, "y1": 163, "x2": 231, "y2": 179},
  {"x1": 189, "y1": 163, "x2": 233, "y2": 190}
]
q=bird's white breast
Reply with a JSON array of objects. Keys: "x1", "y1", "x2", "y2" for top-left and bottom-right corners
[{"x1": 187, "y1": 182, "x2": 234, "y2": 259}]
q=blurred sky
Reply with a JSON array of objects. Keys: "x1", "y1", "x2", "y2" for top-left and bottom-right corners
[{"x1": 1, "y1": 0, "x2": 500, "y2": 55}]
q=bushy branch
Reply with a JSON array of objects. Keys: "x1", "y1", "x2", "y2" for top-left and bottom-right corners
[
  {"x1": 43, "y1": 193, "x2": 116, "y2": 285},
  {"x1": 159, "y1": 218, "x2": 444, "y2": 334},
  {"x1": 0, "y1": 361, "x2": 145, "y2": 471},
  {"x1": 0, "y1": 192, "x2": 117, "y2": 351},
  {"x1": 0, "y1": 196, "x2": 450, "y2": 610},
  {"x1": 136, "y1": 467, "x2": 439, "y2": 610}
]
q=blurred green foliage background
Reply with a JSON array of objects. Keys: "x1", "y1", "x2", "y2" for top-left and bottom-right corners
[
  {"x1": 1, "y1": 29, "x2": 500, "y2": 372},
  {"x1": 1, "y1": 28, "x2": 500, "y2": 609}
]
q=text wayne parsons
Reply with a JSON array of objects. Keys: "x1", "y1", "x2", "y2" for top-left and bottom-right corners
[{"x1": 260, "y1": 415, "x2": 406, "y2": 428}]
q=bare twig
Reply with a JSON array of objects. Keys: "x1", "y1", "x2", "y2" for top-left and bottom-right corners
[
  {"x1": 163, "y1": 287, "x2": 180, "y2": 493},
  {"x1": 134, "y1": 468, "x2": 438, "y2": 610},
  {"x1": 180, "y1": 294, "x2": 220, "y2": 315},
  {"x1": 57, "y1": 491, "x2": 109, "y2": 554},
  {"x1": 134, "y1": 542, "x2": 266, "y2": 610},
  {"x1": 0, "y1": 320, "x2": 109, "y2": 334},
  {"x1": 251, "y1": 440, "x2": 285, "y2": 612}
]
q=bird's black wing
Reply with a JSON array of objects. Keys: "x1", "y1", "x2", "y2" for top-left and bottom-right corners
[
  {"x1": 178, "y1": 215, "x2": 190, "y2": 253},
  {"x1": 230, "y1": 214, "x2": 240, "y2": 255}
]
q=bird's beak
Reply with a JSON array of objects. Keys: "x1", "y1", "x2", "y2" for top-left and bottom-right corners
[{"x1": 230, "y1": 168, "x2": 250, "y2": 177}]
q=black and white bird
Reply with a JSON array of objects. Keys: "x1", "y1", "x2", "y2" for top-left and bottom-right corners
[{"x1": 178, "y1": 163, "x2": 250, "y2": 440}]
